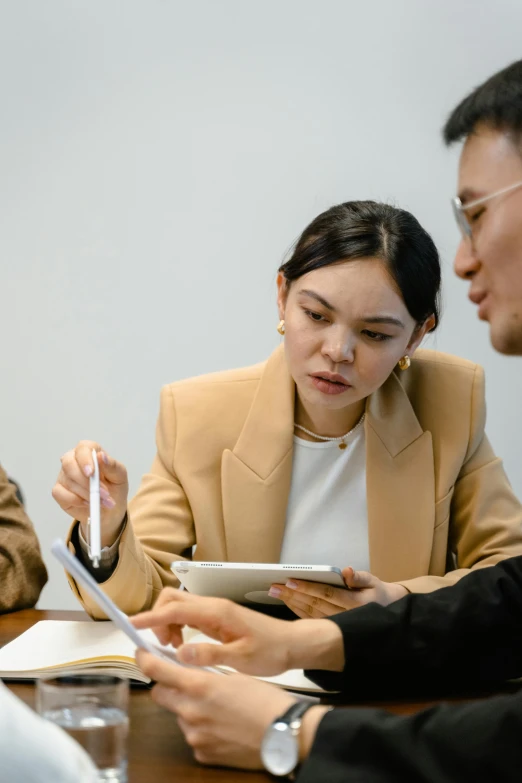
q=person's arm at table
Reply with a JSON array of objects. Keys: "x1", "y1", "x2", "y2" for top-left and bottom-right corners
[
  {"x1": 299, "y1": 688, "x2": 522, "y2": 783},
  {"x1": 134, "y1": 647, "x2": 522, "y2": 782},
  {"x1": 0, "y1": 465, "x2": 47, "y2": 613},
  {"x1": 135, "y1": 649, "x2": 331, "y2": 771},
  {"x1": 132, "y1": 587, "x2": 345, "y2": 675},
  {"x1": 133, "y1": 554, "x2": 522, "y2": 694},
  {"x1": 307, "y1": 553, "x2": 522, "y2": 695}
]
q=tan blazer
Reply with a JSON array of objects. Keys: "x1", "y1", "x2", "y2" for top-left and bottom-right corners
[
  {"x1": 68, "y1": 347, "x2": 522, "y2": 618},
  {"x1": 0, "y1": 464, "x2": 48, "y2": 613}
]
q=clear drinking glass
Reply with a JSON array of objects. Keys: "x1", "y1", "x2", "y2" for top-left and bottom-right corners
[{"x1": 36, "y1": 675, "x2": 129, "y2": 782}]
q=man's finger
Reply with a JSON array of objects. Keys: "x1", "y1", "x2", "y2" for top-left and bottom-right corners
[
  {"x1": 158, "y1": 625, "x2": 184, "y2": 648},
  {"x1": 153, "y1": 586, "x2": 186, "y2": 610},
  {"x1": 132, "y1": 597, "x2": 227, "y2": 641},
  {"x1": 177, "y1": 639, "x2": 247, "y2": 669},
  {"x1": 132, "y1": 600, "x2": 185, "y2": 629},
  {"x1": 151, "y1": 682, "x2": 186, "y2": 713},
  {"x1": 136, "y1": 648, "x2": 207, "y2": 691},
  {"x1": 132, "y1": 608, "x2": 184, "y2": 647}
]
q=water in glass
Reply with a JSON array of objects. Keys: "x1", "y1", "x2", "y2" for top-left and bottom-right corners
[{"x1": 42, "y1": 704, "x2": 129, "y2": 782}]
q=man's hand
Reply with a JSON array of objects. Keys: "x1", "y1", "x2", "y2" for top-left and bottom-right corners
[
  {"x1": 131, "y1": 588, "x2": 345, "y2": 674},
  {"x1": 135, "y1": 649, "x2": 331, "y2": 770}
]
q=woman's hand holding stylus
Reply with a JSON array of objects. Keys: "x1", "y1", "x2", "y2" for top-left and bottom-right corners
[{"x1": 52, "y1": 441, "x2": 129, "y2": 548}]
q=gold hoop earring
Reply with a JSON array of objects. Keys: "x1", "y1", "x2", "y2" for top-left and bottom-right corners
[
  {"x1": 398, "y1": 355, "x2": 411, "y2": 371},
  {"x1": 277, "y1": 319, "x2": 285, "y2": 336}
]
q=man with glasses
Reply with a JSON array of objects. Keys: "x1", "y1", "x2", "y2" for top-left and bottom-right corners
[
  {"x1": 132, "y1": 59, "x2": 522, "y2": 782},
  {"x1": 453, "y1": 180, "x2": 522, "y2": 243},
  {"x1": 448, "y1": 63, "x2": 522, "y2": 357}
]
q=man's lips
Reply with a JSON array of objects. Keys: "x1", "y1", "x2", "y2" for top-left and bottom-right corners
[
  {"x1": 469, "y1": 289, "x2": 490, "y2": 320},
  {"x1": 469, "y1": 289, "x2": 487, "y2": 307}
]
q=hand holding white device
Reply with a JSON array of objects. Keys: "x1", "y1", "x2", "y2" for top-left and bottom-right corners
[
  {"x1": 51, "y1": 538, "x2": 219, "y2": 673},
  {"x1": 171, "y1": 561, "x2": 346, "y2": 604},
  {"x1": 87, "y1": 448, "x2": 101, "y2": 568}
]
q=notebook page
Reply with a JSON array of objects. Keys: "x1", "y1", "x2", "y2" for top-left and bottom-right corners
[{"x1": 0, "y1": 621, "x2": 160, "y2": 673}]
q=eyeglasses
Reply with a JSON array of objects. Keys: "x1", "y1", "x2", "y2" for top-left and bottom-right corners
[{"x1": 452, "y1": 179, "x2": 522, "y2": 239}]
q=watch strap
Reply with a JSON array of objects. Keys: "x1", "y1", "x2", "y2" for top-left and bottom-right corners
[{"x1": 277, "y1": 700, "x2": 316, "y2": 728}]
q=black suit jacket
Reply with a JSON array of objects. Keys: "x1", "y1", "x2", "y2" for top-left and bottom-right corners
[{"x1": 298, "y1": 555, "x2": 522, "y2": 782}]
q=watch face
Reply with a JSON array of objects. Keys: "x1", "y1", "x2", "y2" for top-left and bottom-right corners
[{"x1": 261, "y1": 721, "x2": 299, "y2": 777}]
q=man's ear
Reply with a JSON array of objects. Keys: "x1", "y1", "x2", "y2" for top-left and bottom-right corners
[
  {"x1": 276, "y1": 272, "x2": 289, "y2": 320},
  {"x1": 407, "y1": 314, "x2": 436, "y2": 356}
]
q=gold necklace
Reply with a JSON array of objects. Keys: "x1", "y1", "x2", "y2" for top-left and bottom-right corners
[{"x1": 294, "y1": 414, "x2": 365, "y2": 450}]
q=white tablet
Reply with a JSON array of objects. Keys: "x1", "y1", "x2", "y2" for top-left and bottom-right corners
[{"x1": 170, "y1": 561, "x2": 346, "y2": 605}]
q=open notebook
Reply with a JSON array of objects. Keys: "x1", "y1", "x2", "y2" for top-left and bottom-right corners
[{"x1": 0, "y1": 620, "x2": 331, "y2": 693}]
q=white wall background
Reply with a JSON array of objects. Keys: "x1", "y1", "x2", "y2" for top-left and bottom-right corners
[{"x1": 1, "y1": 0, "x2": 521, "y2": 609}]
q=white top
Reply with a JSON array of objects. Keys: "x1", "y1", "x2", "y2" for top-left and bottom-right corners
[
  {"x1": 0, "y1": 681, "x2": 97, "y2": 782},
  {"x1": 279, "y1": 427, "x2": 369, "y2": 571}
]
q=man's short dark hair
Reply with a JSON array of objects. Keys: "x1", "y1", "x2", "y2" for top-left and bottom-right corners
[{"x1": 443, "y1": 59, "x2": 522, "y2": 145}]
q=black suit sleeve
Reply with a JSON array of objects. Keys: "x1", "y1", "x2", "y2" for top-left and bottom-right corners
[
  {"x1": 298, "y1": 689, "x2": 522, "y2": 783},
  {"x1": 306, "y1": 555, "x2": 522, "y2": 696}
]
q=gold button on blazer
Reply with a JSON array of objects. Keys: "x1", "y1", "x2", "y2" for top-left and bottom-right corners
[{"x1": 67, "y1": 346, "x2": 522, "y2": 619}]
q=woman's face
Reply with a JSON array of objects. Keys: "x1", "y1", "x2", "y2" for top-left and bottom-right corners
[{"x1": 277, "y1": 257, "x2": 431, "y2": 414}]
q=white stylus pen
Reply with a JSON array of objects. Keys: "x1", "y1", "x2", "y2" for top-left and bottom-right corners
[{"x1": 88, "y1": 448, "x2": 101, "y2": 568}]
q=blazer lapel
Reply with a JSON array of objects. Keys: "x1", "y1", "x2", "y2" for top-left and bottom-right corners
[
  {"x1": 221, "y1": 346, "x2": 295, "y2": 562},
  {"x1": 366, "y1": 371, "x2": 435, "y2": 582},
  {"x1": 221, "y1": 352, "x2": 435, "y2": 576}
]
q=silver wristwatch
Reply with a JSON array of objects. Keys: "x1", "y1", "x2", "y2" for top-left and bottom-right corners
[{"x1": 260, "y1": 701, "x2": 316, "y2": 779}]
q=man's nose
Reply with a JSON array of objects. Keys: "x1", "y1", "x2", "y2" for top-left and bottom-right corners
[{"x1": 454, "y1": 238, "x2": 479, "y2": 280}]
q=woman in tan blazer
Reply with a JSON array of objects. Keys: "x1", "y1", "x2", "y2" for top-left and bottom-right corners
[{"x1": 53, "y1": 201, "x2": 522, "y2": 619}]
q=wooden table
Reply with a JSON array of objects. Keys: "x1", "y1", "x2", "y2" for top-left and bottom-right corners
[{"x1": 1, "y1": 610, "x2": 517, "y2": 782}]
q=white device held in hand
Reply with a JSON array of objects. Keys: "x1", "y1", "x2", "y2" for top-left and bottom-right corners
[
  {"x1": 87, "y1": 448, "x2": 101, "y2": 568},
  {"x1": 170, "y1": 561, "x2": 346, "y2": 605},
  {"x1": 52, "y1": 538, "x2": 170, "y2": 657},
  {"x1": 51, "y1": 538, "x2": 219, "y2": 673}
]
